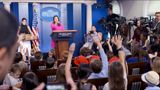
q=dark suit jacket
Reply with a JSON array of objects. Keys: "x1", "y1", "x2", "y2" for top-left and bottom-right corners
[{"x1": 153, "y1": 22, "x2": 160, "y2": 34}]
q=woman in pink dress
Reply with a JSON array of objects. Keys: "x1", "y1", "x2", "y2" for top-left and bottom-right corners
[{"x1": 51, "y1": 15, "x2": 64, "y2": 48}]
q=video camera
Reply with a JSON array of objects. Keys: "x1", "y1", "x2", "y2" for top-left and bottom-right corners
[{"x1": 98, "y1": 16, "x2": 126, "y2": 31}]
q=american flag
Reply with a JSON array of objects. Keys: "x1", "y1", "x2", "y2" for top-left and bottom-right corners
[{"x1": 32, "y1": 3, "x2": 40, "y2": 52}]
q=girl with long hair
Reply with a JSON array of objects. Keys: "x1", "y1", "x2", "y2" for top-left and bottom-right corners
[{"x1": 103, "y1": 35, "x2": 128, "y2": 90}]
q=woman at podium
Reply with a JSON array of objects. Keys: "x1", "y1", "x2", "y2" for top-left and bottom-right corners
[{"x1": 51, "y1": 15, "x2": 64, "y2": 48}]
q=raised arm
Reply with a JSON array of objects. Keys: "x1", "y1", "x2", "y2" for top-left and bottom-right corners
[
  {"x1": 92, "y1": 35, "x2": 108, "y2": 75},
  {"x1": 106, "y1": 38, "x2": 113, "y2": 52},
  {"x1": 92, "y1": 35, "x2": 108, "y2": 62},
  {"x1": 27, "y1": 26, "x2": 34, "y2": 36},
  {"x1": 65, "y1": 43, "x2": 77, "y2": 90},
  {"x1": 111, "y1": 35, "x2": 127, "y2": 74}
]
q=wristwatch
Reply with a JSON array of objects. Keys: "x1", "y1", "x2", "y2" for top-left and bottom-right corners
[{"x1": 117, "y1": 47, "x2": 123, "y2": 51}]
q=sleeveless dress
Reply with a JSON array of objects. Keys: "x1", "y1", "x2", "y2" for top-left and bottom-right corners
[
  {"x1": 19, "y1": 24, "x2": 32, "y2": 58},
  {"x1": 50, "y1": 23, "x2": 64, "y2": 48}
]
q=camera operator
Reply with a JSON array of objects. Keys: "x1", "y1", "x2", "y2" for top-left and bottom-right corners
[
  {"x1": 83, "y1": 25, "x2": 98, "y2": 49},
  {"x1": 128, "y1": 19, "x2": 142, "y2": 45},
  {"x1": 106, "y1": 4, "x2": 120, "y2": 37},
  {"x1": 128, "y1": 19, "x2": 149, "y2": 49},
  {"x1": 153, "y1": 12, "x2": 160, "y2": 34}
]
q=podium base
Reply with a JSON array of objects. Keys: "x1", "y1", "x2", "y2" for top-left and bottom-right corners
[{"x1": 55, "y1": 40, "x2": 69, "y2": 59}]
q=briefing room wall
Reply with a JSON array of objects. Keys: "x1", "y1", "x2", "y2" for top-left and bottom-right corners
[
  {"x1": 9, "y1": 3, "x2": 86, "y2": 55},
  {"x1": 8, "y1": 1, "x2": 102, "y2": 54},
  {"x1": 8, "y1": 1, "x2": 106, "y2": 54},
  {"x1": 92, "y1": 0, "x2": 108, "y2": 39}
]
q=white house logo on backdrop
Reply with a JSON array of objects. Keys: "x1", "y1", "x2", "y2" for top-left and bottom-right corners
[{"x1": 41, "y1": 7, "x2": 61, "y2": 22}]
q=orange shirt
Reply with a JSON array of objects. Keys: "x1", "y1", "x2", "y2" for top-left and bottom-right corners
[
  {"x1": 88, "y1": 55, "x2": 100, "y2": 63},
  {"x1": 74, "y1": 55, "x2": 89, "y2": 66},
  {"x1": 109, "y1": 56, "x2": 120, "y2": 64}
]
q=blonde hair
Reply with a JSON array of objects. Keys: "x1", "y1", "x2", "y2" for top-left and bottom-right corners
[{"x1": 152, "y1": 57, "x2": 160, "y2": 73}]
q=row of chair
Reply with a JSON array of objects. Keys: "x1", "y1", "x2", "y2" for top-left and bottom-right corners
[
  {"x1": 87, "y1": 75, "x2": 147, "y2": 90},
  {"x1": 31, "y1": 60, "x2": 149, "y2": 75},
  {"x1": 36, "y1": 67, "x2": 78, "y2": 83},
  {"x1": 30, "y1": 60, "x2": 66, "y2": 72},
  {"x1": 43, "y1": 75, "x2": 146, "y2": 90},
  {"x1": 31, "y1": 61, "x2": 149, "y2": 90}
]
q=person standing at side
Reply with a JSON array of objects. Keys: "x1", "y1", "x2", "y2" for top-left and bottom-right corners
[
  {"x1": 153, "y1": 12, "x2": 160, "y2": 34},
  {"x1": 18, "y1": 18, "x2": 33, "y2": 59}
]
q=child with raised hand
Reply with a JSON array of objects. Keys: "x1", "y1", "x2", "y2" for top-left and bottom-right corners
[
  {"x1": 103, "y1": 35, "x2": 128, "y2": 90},
  {"x1": 65, "y1": 43, "x2": 97, "y2": 90},
  {"x1": 88, "y1": 31, "x2": 109, "y2": 79},
  {"x1": 65, "y1": 43, "x2": 77, "y2": 90}
]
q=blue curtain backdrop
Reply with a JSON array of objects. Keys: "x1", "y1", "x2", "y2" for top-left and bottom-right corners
[
  {"x1": 72, "y1": 4, "x2": 86, "y2": 56},
  {"x1": 92, "y1": 0, "x2": 108, "y2": 40},
  {"x1": 9, "y1": 1, "x2": 108, "y2": 55},
  {"x1": 10, "y1": 2, "x2": 19, "y2": 22},
  {"x1": 67, "y1": 3, "x2": 73, "y2": 30},
  {"x1": 28, "y1": 3, "x2": 33, "y2": 27}
]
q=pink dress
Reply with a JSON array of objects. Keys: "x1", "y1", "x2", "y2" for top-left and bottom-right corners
[{"x1": 51, "y1": 23, "x2": 64, "y2": 48}]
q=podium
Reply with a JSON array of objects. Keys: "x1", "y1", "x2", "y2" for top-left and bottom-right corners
[{"x1": 51, "y1": 30, "x2": 77, "y2": 59}]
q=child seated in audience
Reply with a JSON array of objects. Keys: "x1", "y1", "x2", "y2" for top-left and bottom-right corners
[
  {"x1": 80, "y1": 47, "x2": 93, "y2": 57},
  {"x1": 18, "y1": 61, "x2": 29, "y2": 78},
  {"x1": 14, "y1": 52, "x2": 28, "y2": 78},
  {"x1": 127, "y1": 48, "x2": 148, "y2": 63},
  {"x1": 141, "y1": 71, "x2": 160, "y2": 90},
  {"x1": 74, "y1": 55, "x2": 89, "y2": 66},
  {"x1": 48, "y1": 49, "x2": 56, "y2": 60},
  {"x1": 54, "y1": 50, "x2": 68, "y2": 68},
  {"x1": 54, "y1": 64, "x2": 66, "y2": 83},
  {"x1": 86, "y1": 54, "x2": 100, "y2": 63},
  {"x1": 14, "y1": 52, "x2": 23, "y2": 64},
  {"x1": 3, "y1": 64, "x2": 22, "y2": 87},
  {"x1": 34, "y1": 51, "x2": 43, "y2": 61},
  {"x1": 74, "y1": 47, "x2": 92, "y2": 66},
  {"x1": 46, "y1": 57, "x2": 55, "y2": 69},
  {"x1": 65, "y1": 43, "x2": 97, "y2": 90},
  {"x1": 77, "y1": 63, "x2": 96, "y2": 90},
  {"x1": 107, "y1": 51, "x2": 120, "y2": 64},
  {"x1": 21, "y1": 72, "x2": 38, "y2": 90}
]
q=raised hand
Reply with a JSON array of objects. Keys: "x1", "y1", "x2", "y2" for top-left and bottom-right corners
[
  {"x1": 111, "y1": 35, "x2": 123, "y2": 49},
  {"x1": 69, "y1": 43, "x2": 75, "y2": 54},
  {"x1": 106, "y1": 38, "x2": 113, "y2": 52},
  {"x1": 66, "y1": 43, "x2": 77, "y2": 90},
  {"x1": 106, "y1": 38, "x2": 111, "y2": 45},
  {"x1": 92, "y1": 34, "x2": 101, "y2": 45}
]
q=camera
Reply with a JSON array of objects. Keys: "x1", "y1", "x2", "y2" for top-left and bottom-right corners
[{"x1": 89, "y1": 30, "x2": 94, "y2": 34}]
